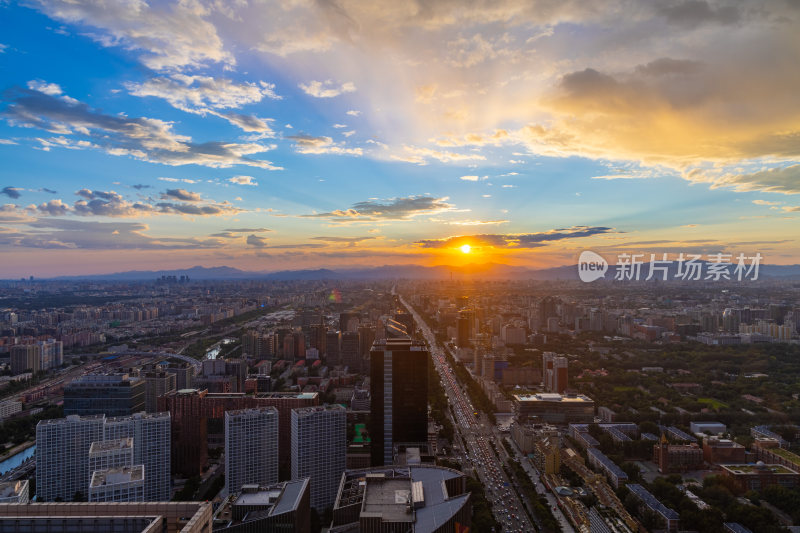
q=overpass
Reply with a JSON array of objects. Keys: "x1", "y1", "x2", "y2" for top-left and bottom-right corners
[{"x1": 115, "y1": 351, "x2": 203, "y2": 372}]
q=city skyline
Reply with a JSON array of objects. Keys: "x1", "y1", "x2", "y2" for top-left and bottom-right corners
[{"x1": 1, "y1": 0, "x2": 799, "y2": 278}]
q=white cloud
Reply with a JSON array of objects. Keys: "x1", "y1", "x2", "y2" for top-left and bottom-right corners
[
  {"x1": 332, "y1": 124, "x2": 347, "y2": 128},
  {"x1": 27, "y1": 80, "x2": 63, "y2": 96},
  {"x1": 299, "y1": 80, "x2": 356, "y2": 98},
  {"x1": 30, "y1": 0, "x2": 233, "y2": 71},
  {"x1": 127, "y1": 75, "x2": 279, "y2": 111},
  {"x1": 4, "y1": 88, "x2": 282, "y2": 170},
  {"x1": 228, "y1": 175, "x2": 258, "y2": 186},
  {"x1": 158, "y1": 177, "x2": 198, "y2": 184},
  {"x1": 287, "y1": 134, "x2": 363, "y2": 156},
  {"x1": 346, "y1": 110, "x2": 361, "y2": 116}
]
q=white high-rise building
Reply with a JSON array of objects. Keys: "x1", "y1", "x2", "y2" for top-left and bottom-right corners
[
  {"x1": 224, "y1": 407, "x2": 279, "y2": 495},
  {"x1": 88, "y1": 438, "x2": 134, "y2": 474},
  {"x1": 291, "y1": 404, "x2": 346, "y2": 511},
  {"x1": 89, "y1": 465, "x2": 145, "y2": 502},
  {"x1": 36, "y1": 414, "x2": 105, "y2": 502},
  {"x1": 104, "y1": 412, "x2": 171, "y2": 501},
  {"x1": 36, "y1": 412, "x2": 170, "y2": 502}
]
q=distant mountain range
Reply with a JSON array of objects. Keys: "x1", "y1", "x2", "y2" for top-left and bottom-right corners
[{"x1": 40, "y1": 261, "x2": 800, "y2": 281}]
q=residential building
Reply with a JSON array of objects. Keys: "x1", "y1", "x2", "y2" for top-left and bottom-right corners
[
  {"x1": 626, "y1": 484, "x2": 680, "y2": 532},
  {"x1": 10, "y1": 344, "x2": 40, "y2": 375}
]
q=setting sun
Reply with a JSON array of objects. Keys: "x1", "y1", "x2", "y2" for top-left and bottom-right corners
[{"x1": 460, "y1": 244, "x2": 471, "y2": 254}]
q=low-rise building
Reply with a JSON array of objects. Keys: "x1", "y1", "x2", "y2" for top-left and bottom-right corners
[
  {"x1": 720, "y1": 462, "x2": 800, "y2": 492},
  {"x1": 212, "y1": 479, "x2": 311, "y2": 533},
  {"x1": 0, "y1": 501, "x2": 212, "y2": 532},
  {"x1": 654, "y1": 440, "x2": 704, "y2": 473},
  {"x1": 626, "y1": 483, "x2": 679, "y2": 532},
  {"x1": 331, "y1": 465, "x2": 471, "y2": 533},
  {"x1": 587, "y1": 448, "x2": 628, "y2": 489},
  {"x1": 0, "y1": 481, "x2": 29, "y2": 504},
  {"x1": 703, "y1": 437, "x2": 745, "y2": 465},
  {"x1": 514, "y1": 392, "x2": 594, "y2": 424}
]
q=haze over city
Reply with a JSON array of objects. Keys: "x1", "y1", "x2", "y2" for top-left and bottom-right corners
[{"x1": 2, "y1": 0, "x2": 799, "y2": 278}]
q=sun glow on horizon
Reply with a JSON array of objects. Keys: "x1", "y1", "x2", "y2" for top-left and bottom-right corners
[{"x1": 460, "y1": 244, "x2": 471, "y2": 254}]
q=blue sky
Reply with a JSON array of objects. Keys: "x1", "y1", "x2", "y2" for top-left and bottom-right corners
[{"x1": 1, "y1": 0, "x2": 798, "y2": 277}]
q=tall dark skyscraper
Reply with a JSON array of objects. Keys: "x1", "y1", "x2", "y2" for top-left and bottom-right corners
[{"x1": 369, "y1": 338, "x2": 429, "y2": 466}]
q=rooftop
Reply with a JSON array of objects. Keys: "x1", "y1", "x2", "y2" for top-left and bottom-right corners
[
  {"x1": 90, "y1": 465, "x2": 144, "y2": 487},
  {"x1": 334, "y1": 465, "x2": 469, "y2": 533},
  {"x1": 515, "y1": 393, "x2": 593, "y2": 403},
  {"x1": 89, "y1": 437, "x2": 133, "y2": 454},
  {"x1": 721, "y1": 463, "x2": 799, "y2": 475}
]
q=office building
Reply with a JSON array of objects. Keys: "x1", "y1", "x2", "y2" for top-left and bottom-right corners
[
  {"x1": 514, "y1": 392, "x2": 594, "y2": 424},
  {"x1": 291, "y1": 404, "x2": 346, "y2": 511},
  {"x1": 325, "y1": 330, "x2": 341, "y2": 365},
  {"x1": 542, "y1": 352, "x2": 568, "y2": 394},
  {"x1": 88, "y1": 438, "x2": 134, "y2": 474},
  {"x1": 103, "y1": 412, "x2": 171, "y2": 502},
  {"x1": 64, "y1": 374, "x2": 145, "y2": 417},
  {"x1": 213, "y1": 479, "x2": 311, "y2": 533},
  {"x1": 0, "y1": 481, "x2": 29, "y2": 504},
  {"x1": 142, "y1": 371, "x2": 176, "y2": 413},
  {"x1": 36, "y1": 414, "x2": 105, "y2": 501},
  {"x1": 340, "y1": 331, "x2": 361, "y2": 371},
  {"x1": 225, "y1": 407, "x2": 279, "y2": 495},
  {"x1": 164, "y1": 361, "x2": 194, "y2": 390},
  {"x1": 0, "y1": 502, "x2": 212, "y2": 532},
  {"x1": 159, "y1": 390, "x2": 318, "y2": 477},
  {"x1": 331, "y1": 465, "x2": 471, "y2": 533},
  {"x1": 89, "y1": 465, "x2": 145, "y2": 502},
  {"x1": 369, "y1": 338, "x2": 429, "y2": 466}
]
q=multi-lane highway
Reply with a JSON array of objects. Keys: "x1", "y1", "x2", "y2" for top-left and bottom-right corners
[{"x1": 400, "y1": 294, "x2": 534, "y2": 533}]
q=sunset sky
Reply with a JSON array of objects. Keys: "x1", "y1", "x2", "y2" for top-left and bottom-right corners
[{"x1": 1, "y1": 0, "x2": 799, "y2": 277}]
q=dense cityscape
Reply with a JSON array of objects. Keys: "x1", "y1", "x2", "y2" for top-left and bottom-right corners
[
  {"x1": 3, "y1": 0, "x2": 800, "y2": 531},
  {"x1": 0, "y1": 276, "x2": 797, "y2": 532}
]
